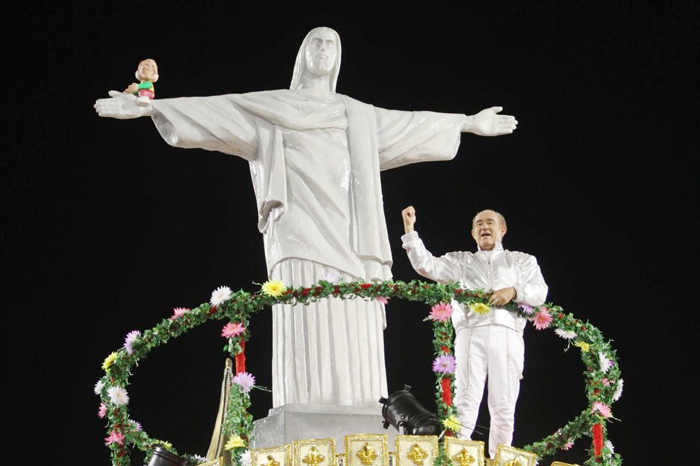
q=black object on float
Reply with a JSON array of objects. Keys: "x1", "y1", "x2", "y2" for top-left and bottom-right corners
[{"x1": 379, "y1": 385, "x2": 441, "y2": 435}]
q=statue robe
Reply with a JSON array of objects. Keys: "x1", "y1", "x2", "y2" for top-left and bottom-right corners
[{"x1": 151, "y1": 89, "x2": 464, "y2": 407}]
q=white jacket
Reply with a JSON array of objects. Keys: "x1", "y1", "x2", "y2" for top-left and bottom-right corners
[{"x1": 401, "y1": 231, "x2": 548, "y2": 333}]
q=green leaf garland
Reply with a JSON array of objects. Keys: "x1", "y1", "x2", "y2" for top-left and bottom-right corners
[{"x1": 96, "y1": 280, "x2": 623, "y2": 466}]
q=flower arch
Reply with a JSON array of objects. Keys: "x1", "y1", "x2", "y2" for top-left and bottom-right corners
[{"x1": 95, "y1": 280, "x2": 623, "y2": 466}]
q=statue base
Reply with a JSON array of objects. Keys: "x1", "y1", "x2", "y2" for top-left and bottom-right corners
[{"x1": 251, "y1": 404, "x2": 400, "y2": 453}]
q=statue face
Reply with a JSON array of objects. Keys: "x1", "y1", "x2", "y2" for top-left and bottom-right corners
[
  {"x1": 471, "y1": 210, "x2": 507, "y2": 251},
  {"x1": 304, "y1": 28, "x2": 337, "y2": 77},
  {"x1": 138, "y1": 59, "x2": 158, "y2": 81}
]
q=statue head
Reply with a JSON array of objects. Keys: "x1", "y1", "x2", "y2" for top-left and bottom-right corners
[
  {"x1": 135, "y1": 58, "x2": 159, "y2": 83},
  {"x1": 290, "y1": 27, "x2": 342, "y2": 92}
]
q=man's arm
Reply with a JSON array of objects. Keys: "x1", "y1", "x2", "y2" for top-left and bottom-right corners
[
  {"x1": 512, "y1": 254, "x2": 548, "y2": 307},
  {"x1": 401, "y1": 206, "x2": 462, "y2": 284}
]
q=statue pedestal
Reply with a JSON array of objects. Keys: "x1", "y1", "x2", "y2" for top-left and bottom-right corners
[{"x1": 251, "y1": 404, "x2": 400, "y2": 452}]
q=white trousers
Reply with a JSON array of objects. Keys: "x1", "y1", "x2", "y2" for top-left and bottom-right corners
[{"x1": 454, "y1": 325, "x2": 524, "y2": 459}]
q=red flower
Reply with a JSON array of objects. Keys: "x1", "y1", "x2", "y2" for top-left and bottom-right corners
[
  {"x1": 235, "y1": 340, "x2": 246, "y2": 374},
  {"x1": 302, "y1": 288, "x2": 310, "y2": 296},
  {"x1": 594, "y1": 389, "x2": 600, "y2": 395},
  {"x1": 209, "y1": 305, "x2": 218, "y2": 314},
  {"x1": 440, "y1": 377, "x2": 452, "y2": 406},
  {"x1": 440, "y1": 345, "x2": 450, "y2": 354},
  {"x1": 592, "y1": 423, "x2": 604, "y2": 456},
  {"x1": 360, "y1": 283, "x2": 372, "y2": 289},
  {"x1": 314, "y1": 286, "x2": 323, "y2": 294},
  {"x1": 333, "y1": 286, "x2": 340, "y2": 294}
]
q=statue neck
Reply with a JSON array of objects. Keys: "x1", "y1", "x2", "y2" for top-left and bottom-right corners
[{"x1": 300, "y1": 72, "x2": 332, "y2": 91}]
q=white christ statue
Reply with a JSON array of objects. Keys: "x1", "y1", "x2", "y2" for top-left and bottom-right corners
[{"x1": 95, "y1": 27, "x2": 517, "y2": 409}]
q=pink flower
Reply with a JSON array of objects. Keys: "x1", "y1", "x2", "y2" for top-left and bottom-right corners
[
  {"x1": 601, "y1": 378, "x2": 611, "y2": 387},
  {"x1": 518, "y1": 303, "x2": 534, "y2": 315},
  {"x1": 171, "y1": 307, "x2": 191, "y2": 320},
  {"x1": 375, "y1": 297, "x2": 389, "y2": 305},
  {"x1": 429, "y1": 303, "x2": 453, "y2": 322},
  {"x1": 98, "y1": 402, "x2": 107, "y2": 418},
  {"x1": 130, "y1": 420, "x2": 142, "y2": 432},
  {"x1": 105, "y1": 430, "x2": 125, "y2": 446},
  {"x1": 222, "y1": 322, "x2": 246, "y2": 338},
  {"x1": 532, "y1": 308, "x2": 553, "y2": 330},
  {"x1": 592, "y1": 401, "x2": 612, "y2": 418},
  {"x1": 123, "y1": 330, "x2": 141, "y2": 355},
  {"x1": 232, "y1": 371, "x2": 256, "y2": 393},
  {"x1": 562, "y1": 439, "x2": 574, "y2": 450},
  {"x1": 432, "y1": 354, "x2": 456, "y2": 374}
]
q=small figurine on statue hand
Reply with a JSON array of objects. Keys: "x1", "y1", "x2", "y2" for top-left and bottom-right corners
[{"x1": 124, "y1": 58, "x2": 158, "y2": 107}]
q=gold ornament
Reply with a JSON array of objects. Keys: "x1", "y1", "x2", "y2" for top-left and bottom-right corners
[
  {"x1": 302, "y1": 447, "x2": 326, "y2": 466},
  {"x1": 452, "y1": 449, "x2": 475, "y2": 466},
  {"x1": 266, "y1": 455, "x2": 281, "y2": 466},
  {"x1": 503, "y1": 459, "x2": 522, "y2": 466},
  {"x1": 357, "y1": 443, "x2": 378, "y2": 466},
  {"x1": 406, "y1": 444, "x2": 428, "y2": 466}
]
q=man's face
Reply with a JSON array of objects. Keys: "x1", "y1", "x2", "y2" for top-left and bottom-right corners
[
  {"x1": 139, "y1": 59, "x2": 158, "y2": 81},
  {"x1": 304, "y1": 29, "x2": 337, "y2": 77},
  {"x1": 471, "y1": 210, "x2": 507, "y2": 251}
]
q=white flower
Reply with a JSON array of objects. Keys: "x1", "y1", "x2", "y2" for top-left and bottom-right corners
[
  {"x1": 604, "y1": 440, "x2": 615, "y2": 456},
  {"x1": 555, "y1": 329, "x2": 577, "y2": 339},
  {"x1": 210, "y1": 286, "x2": 232, "y2": 306},
  {"x1": 325, "y1": 272, "x2": 339, "y2": 283},
  {"x1": 613, "y1": 378, "x2": 624, "y2": 401},
  {"x1": 599, "y1": 351, "x2": 613, "y2": 373},
  {"x1": 94, "y1": 380, "x2": 105, "y2": 395},
  {"x1": 191, "y1": 455, "x2": 207, "y2": 464},
  {"x1": 107, "y1": 386, "x2": 130, "y2": 406},
  {"x1": 240, "y1": 449, "x2": 252, "y2": 466}
]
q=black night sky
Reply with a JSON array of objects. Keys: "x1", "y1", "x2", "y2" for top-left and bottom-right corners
[{"x1": 4, "y1": 3, "x2": 698, "y2": 465}]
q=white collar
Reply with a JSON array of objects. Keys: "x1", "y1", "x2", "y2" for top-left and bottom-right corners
[{"x1": 477, "y1": 242, "x2": 504, "y2": 254}]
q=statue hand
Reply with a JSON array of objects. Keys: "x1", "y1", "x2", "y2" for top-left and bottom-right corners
[
  {"x1": 94, "y1": 90, "x2": 153, "y2": 119},
  {"x1": 402, "y1": 206, "x2": 416, "y2": 234},
  {"x1": 465, "y1": 106, "x2": 518, "y2": 136}
]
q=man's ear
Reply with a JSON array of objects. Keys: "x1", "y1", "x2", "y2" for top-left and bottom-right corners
[
  {"x1": 471, "y1": 227, "x2": 479, "y2": 243},
  {"x1": 501, "y1": 225, "x2": 508, "y2": 238}
]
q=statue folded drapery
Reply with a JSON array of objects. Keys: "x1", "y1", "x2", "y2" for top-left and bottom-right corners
[{"x1": 150, "y1": 88, "x2": 465, "y2": 406}]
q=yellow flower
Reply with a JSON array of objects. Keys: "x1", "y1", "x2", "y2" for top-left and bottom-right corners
[
  {"x1": 442, "y1": 415, "x2": 462, "y2": 432},
  {"x1": 102, "y1": 352, "x2": 118, "y2": 371},
  {"x1": 262, "y1": 280, "x2": 287, "y2": 297},
  {"x1": 225, "y1": 435, "x2": 246, "y2": 450},
  {"x1": 574, "y1": 340, "x2": 590, "y2": 352},
  {"x1": 469, "y1": 302, "x2": 490, "y2": 315}
]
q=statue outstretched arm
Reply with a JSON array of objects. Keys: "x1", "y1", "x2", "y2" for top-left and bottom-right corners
[
  {"x1": 94, "y1": 91, "x2": 154, "y2": 119},
  {"x1": 462, "y1": 106, "x2": 518, "y2": 136}
]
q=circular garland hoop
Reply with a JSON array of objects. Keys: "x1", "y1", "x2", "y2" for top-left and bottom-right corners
[{"x1": 96, "y1": 280, "x2": 623, "y2": 466}]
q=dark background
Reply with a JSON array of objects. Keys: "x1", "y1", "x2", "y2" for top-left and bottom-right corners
[{"x1": 4, "y1": 3, "x2": 698, "y2": 464}]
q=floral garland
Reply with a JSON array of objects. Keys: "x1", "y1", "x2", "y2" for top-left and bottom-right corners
[{"x1": 95, "y1": 280, "x2": 623, "y2": 466}]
